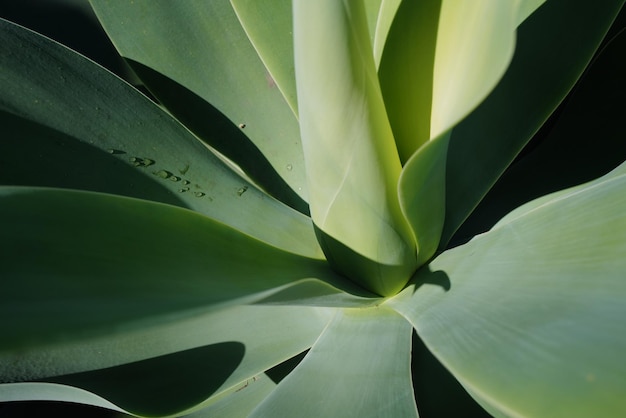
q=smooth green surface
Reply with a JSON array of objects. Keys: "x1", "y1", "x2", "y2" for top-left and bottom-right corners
[
  {"x1": 398, "y1": 131, "x2": 450, "y2": 265},
  {"x1": 440, "y1": 0, "x2": 626, "y2": 246},
  {"x1": 1, "y1": 305, "x2": 330, "y2": 385},
  {"x1": 188, "y1": 373, "x2": 276, "y2": 418},
  {"x1": 378, "y1": 0, "x2": 440, "y2": 162},
  {"x1": 89, "y1": 0, "x2": 308, "y2": 203},
  {"x1": 229, "y1": 0, "x2": 297, "y2": 116},
  {"x1": 250, "y1": 308, "x2": 417, "y2": 418},
  {"x1": 388, "y1": 169, "x2": 626, "y2": 416},
  {"x1": 0, "y1": 383, "x2": 124, "y2": 413},
  {"x1": 293, "y1": 0, "x2": 416, "y2": 295},
  {"x1": 373, "y1": 0, "x2": 401, "y2": 67},
  {"x1": 0, "y1": 187, "x2": 364, "y2": 350},
  {"x1": 2, "y1": 305, "x2": 332, "y2": 416},
  {"x1": 429, "y1": 1, "x2": 523, "y2": 139},
  {"x1": 0, "y1": 18, "x2": 321, "y2": 258}
]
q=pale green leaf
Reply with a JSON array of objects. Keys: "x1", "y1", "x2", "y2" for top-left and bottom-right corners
[
  {"x1": 378, "y1": 0, "x2": 441, "y2": 162},
  {"x1": 0, "y1": 18, "x2": 320, "y2": 258},
  {"x1": 373, "y1": 0, "x2": 401, "y2": 67},
  {"x1": 398, "y1": 131, "x2": 450, "y2": 266},
  {"x1": 0, "y1": 383, "x2": 125, "y2": 414},
  {"x1": 440, "y1": 0, "x2": 625, "y2": 246},
  {"x1": 186, "y1": 374, "x2": 276, "y2": 418},
  {"x1": 250, "y1": 308, "x2": 417, "y2": 418},
  {"x1": 0, "y1": 187, "x2": 363, "y2": 350},
  {"x1": 388, "y1": 170, "x2": 626, "y2": 417},
  {"x1": 429, "y1": 1, "x2": 527, "y2": 139},
  {"x1": 380, "y1": 0, "x2": 535, "y2": 162},
  {"x1": 293, "y1": 0, "x2": 416, "y2": 295},
  {"x1": 89, "y1": 0, "x2": 308, "y2": 203}
]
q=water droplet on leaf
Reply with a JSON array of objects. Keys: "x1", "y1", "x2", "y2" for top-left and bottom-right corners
[
  {"x1": 153, "y1": 170, "x2": 173, "y2": 179},
  {"x1": 237, "y1": 186, "x2": 248, "y2": 196}
]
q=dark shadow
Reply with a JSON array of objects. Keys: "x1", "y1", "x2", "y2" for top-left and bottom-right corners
[
  {"x1": 409, "y1": 266, "x2": 451, "y2": 293},
  {"x1": 44, "y1": 342, "x2": 245, "y2": 417},
  {"x1": 0, "y1": 111, "x2": 189, "y2": 209},
  {"x1": 265, "y1": 350, "x2": 308, "y2": 384},
  {"x1": 412, "y1": 330, "x2": 492, "y2": 417},
  {"x1": 126, "y1": 60, "x2": 310, "y2": 216}
]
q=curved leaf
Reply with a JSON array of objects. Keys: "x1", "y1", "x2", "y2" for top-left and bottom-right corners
[
  {"x1": 388, "y1": 169, "x2": 626, "y2": 417},
  {"x1": 0, "y1": 187, "x2": 361, "y2": 351},
  {"x1": 0, "y1": 383, "x2": 124, "y2": 414},
  {"x1": 380, "y1": 0, "x2": 537, "y2": 162},
  {"x1": 378, "y1": 0, "x2": 441, "y2": 161},
  {"x1": 372, "y1": 0, "x2": 401, "y2": 67},
  {"x1": 250, "y1": 308, "x2": 417, "y2": 418},
  {"x1": 398, "y1": 131, "x2": 450, "y2": 266},
  {"x1": 440, "y1": 0, "x2": 626, "y2": 246},
  {"x1": 0, "y1": 17, "x2": 320, "y2": 258},
  {"x1": 454, "y1": 25, "x2": 626, "y2": 241},
  {"x1": 1, "y1": 305, "x2": 332, "y2": 417},
  {"x1": 293, "y1": 0, "x2": 415, "y2": 295},
  {"x1": 89, "y1": 0, "x2": 308, "y2": 203}
]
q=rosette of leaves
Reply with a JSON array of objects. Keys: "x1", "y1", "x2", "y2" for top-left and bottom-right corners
[{"x1": 1, "y1": 0, "x2": 625, "y2": 417}]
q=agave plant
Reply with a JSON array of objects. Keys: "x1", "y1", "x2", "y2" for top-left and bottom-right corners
[{"x1": 1, "y1": 0, "x2": 626, "y2": 416}]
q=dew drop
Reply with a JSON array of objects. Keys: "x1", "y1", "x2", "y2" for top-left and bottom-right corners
[
  {"x1": 194, "y1": 192, "x2": 205, "y2": 197},
  {"x1": 170, "y1": 176, "x2": 181, "y2": 182},
  {"x1": 182, "y1": 180, "x2": 190, "y2": 185},
  {"x1": 238, "y1": 123, "x2": 246, "y2": 129},
  {"x1": 286, "y1": 164, "x2": 293, "y2": 171},
  {"x1": 141, "y1": 158, "x2": 155, "y2": 167},
  {"x1": 107, "y1": 149, "x2": 125, "y2": 155},
  {"x1": 153, "y1": 170, "x2": 173, "y2": 179},
  {"x1": 179, "y1": 187, "x2": 190, "y2": 193},
  {"x1": 237, "y1": 186, "x2": 248, "y2": 196}
]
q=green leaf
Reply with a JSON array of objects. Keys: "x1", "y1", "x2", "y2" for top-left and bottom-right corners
[
  {"x1": 387, "y1": 167, "x2": 626, "y2": 416},
  {"x1": 440, "y1": 0, "x2": 626, "y2": 246},
  {"x1": 1, "y1": 306, "x2": 332, "y2": 417},
  {"x1": 398, "y1": 131, "x2": 450, "y2": 266},
  {"x1": 0, "y1": 383, "x2": 124, "y2": 414},
  {"x1": 0, "y1": 187, "x2": 364, "y2": 350},
  {"x1": 250, "y1": 308, "x2": 417, "y2": 418},
  {"x1": 187, "y1": 374, "x2": 276, "y2": 418},
  {"x1": 429, "y1": 1, "x2": 532, "y2": 139},
  {"x1": 454, "y1": 25, "x2": 626, "y2": 241},
  {"x1": 229, "y1": 0, "x2": 297, "y2": 116},
  {"x1": 89, "y1": 0, "x2": 308, "y2": 203},
  {"x1": 0, "y1": 17, "x2": 320, "y2": 258},
  {"x1": 293, "y1": 0, "x2": 416, "y2": 295},
  {"x1": 378, "y1": 0, "x2": 441, "y2": 162},
  {"x1": 380, "y1": 0, "x2": 536, "y2": 162},
  {"x1": 372, "y1": 0, "x2": 401, "y2": 67}
]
